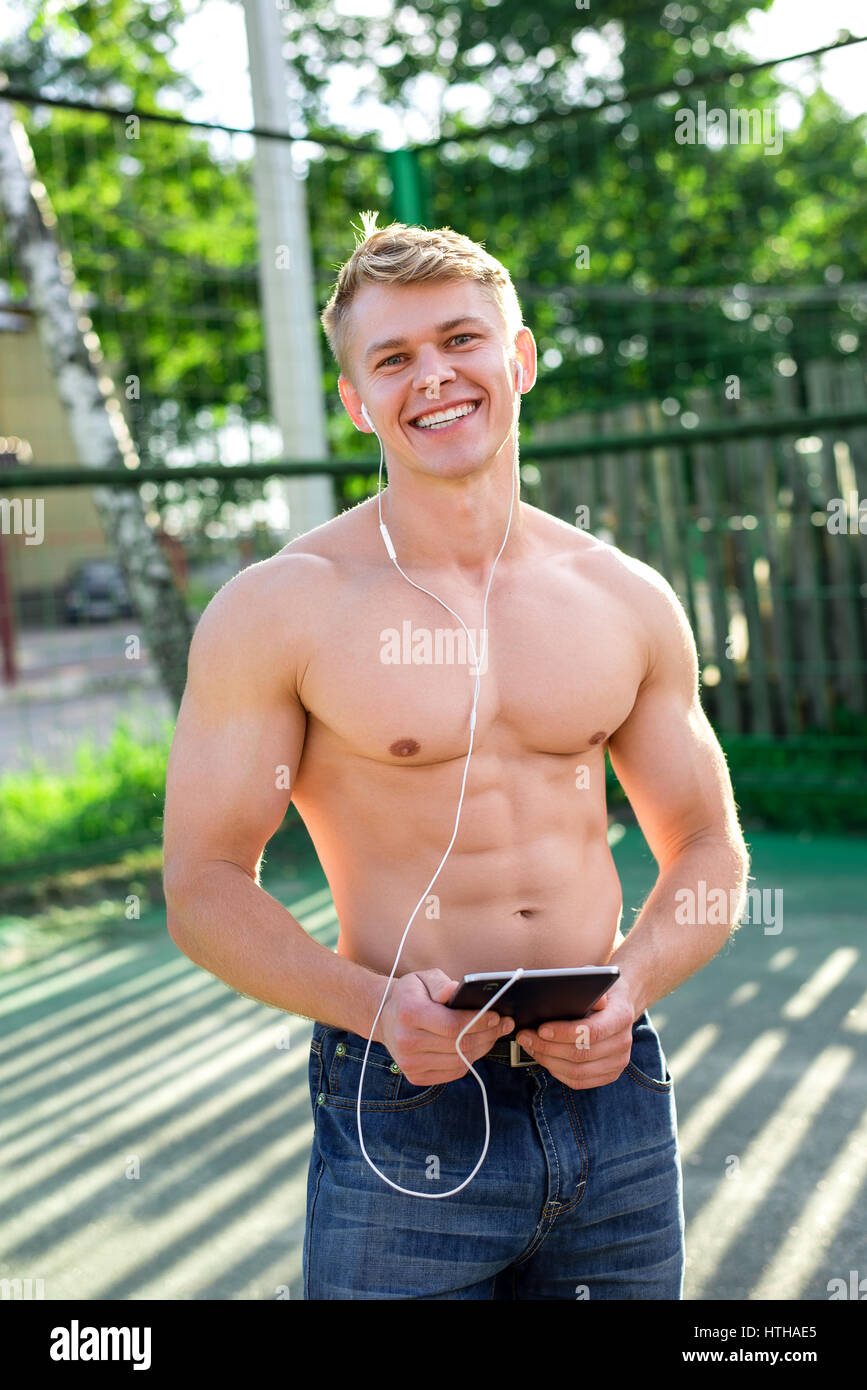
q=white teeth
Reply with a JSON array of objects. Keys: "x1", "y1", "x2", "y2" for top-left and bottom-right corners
[{"x1": 415, "y1": 401, "x2": 479, "y2": 428}]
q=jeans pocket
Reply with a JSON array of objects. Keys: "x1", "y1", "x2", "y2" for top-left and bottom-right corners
[
  {"x1": 316, "y1": 1028, "x2": 447, "y2": 1111},
  {"x1": 624, "y1": 1013, "x2": 673, "y2": 1093}
]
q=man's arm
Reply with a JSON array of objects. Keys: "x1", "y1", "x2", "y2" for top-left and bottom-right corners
[
  {"x1": 514, "y1": 560, "x2": 749, "y2": 1086},
  {"x1": 604, "y1": 563, "x2": 750, "y2": 1019},
  {"x1": 162, "y1": 555, "x2": 389, "y2": 1038}
]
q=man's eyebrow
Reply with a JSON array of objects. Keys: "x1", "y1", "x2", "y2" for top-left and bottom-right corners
[{"x1": 362, "y1": 316, "x2": 491, "y2": 363}]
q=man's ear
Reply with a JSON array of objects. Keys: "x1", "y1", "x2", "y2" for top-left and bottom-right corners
[
  {"x1": 338, "y1": 374, "x2": 369, "y2": 431},
  {"x1": 514, "y1": 326, "x2": 537, "y2": 393}
]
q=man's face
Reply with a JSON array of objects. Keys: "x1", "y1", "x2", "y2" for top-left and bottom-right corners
[{"x1": 338, "y1": 279, "x2": 534, "y2": 481}]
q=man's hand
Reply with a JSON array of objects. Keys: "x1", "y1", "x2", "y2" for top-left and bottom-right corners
[
  {"x1": 514, "y1": 975, "x2": 637, "y2": 1089},
  {"x1": 378, "y1": 969, "x2": 515, "y2": 1086}
]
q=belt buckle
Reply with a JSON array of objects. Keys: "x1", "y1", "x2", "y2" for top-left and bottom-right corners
[{"x1": 509, "y1": 1039, "x2": 536, "y2": 1068}]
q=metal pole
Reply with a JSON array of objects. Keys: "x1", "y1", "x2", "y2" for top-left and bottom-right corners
[
  {"x1": 0, "y1": 531, "x2": 17, "y2": 684},
  {"x1": 387, "y1": 148, "x2": 426, "y2": 225},
  {"x1": 242, "y1": 0, "x2": 334, "y2": 538}
]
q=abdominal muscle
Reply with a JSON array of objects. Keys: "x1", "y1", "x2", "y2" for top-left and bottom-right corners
[{"x1": 292, "y1": 744, "x2": 626, "y2": 986}]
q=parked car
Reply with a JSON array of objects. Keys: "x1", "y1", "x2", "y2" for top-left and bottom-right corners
[{"x1": 63, "y1": 560, "x2": 135, "y2": 624}]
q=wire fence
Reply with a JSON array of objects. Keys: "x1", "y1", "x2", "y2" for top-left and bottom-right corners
[{"x1": 3, "y1": 36, "x2": 865, "y2": 463}]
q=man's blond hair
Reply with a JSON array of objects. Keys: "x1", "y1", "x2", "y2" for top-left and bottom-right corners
[{"x1": 320, "y1": 211, "x2": 525, "y2": 384}]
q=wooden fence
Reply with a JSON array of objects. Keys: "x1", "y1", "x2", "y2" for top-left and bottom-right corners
[{"x1": 532, "y1": 357, "x2": 867, "y2": 736}]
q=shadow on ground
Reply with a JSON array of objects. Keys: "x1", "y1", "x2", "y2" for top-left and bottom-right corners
[{"x1": 0, "y1": 825, "x2": 864, "y2": 1301}]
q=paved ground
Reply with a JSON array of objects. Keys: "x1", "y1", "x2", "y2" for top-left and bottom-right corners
[
  {"x1": 1, "y1": 825, "x2": 865, "y2": 1301},
  {"x1": 0, "y1": 623, "x2": 171, "y2": 774}
]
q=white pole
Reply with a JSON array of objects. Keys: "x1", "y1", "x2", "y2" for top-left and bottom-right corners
[{"x1": 242, "y1": 0, "x2": 334, "y2": 538}]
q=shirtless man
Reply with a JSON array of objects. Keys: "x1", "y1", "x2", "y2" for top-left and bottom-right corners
[{"x1": 163, "y1": 218, "x2": 749, "y2": 1301}]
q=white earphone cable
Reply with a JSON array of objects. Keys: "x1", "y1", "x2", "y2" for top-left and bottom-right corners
[{"x1": 353, "y1": 363, "x2": 524, "y2": 1198}]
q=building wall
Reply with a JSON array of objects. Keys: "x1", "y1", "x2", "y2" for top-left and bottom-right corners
[{"x1": 0, "y1": 318, "x2": 109, "y2": 598}]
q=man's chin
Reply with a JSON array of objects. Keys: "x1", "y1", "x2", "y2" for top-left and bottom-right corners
[{"x1": 399, "y1": 450, "x2": 494, "y2": 480}]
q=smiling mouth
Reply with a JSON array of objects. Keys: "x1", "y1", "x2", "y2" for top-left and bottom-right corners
[{"x1": 410, "y1": 400, "x2": 482, "y2": 431}]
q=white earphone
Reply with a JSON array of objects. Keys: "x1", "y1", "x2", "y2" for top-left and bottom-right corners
[{"x1": 353, "y1": 357, "x2": 526, "y2": 1198}]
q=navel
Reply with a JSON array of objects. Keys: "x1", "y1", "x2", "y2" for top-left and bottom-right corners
[
  {"x1": 589, "y1": 730, "x2": 608, "y2": 745},
  {"x1": 390, "y1": 738, "x2": 421, "y2": 757}
]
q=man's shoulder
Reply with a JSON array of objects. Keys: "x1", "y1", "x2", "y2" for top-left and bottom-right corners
[
  {"x1": 277, "y1": 495, "x2": 377, "y2": 563},
  {"x1": 528, "y1": 503, "x2": 676, "y2": 602},
  {"x1": 201, "y1": 547, "x2": 332, "y2": 619},
  {"x1": 207, "y1": 498, "x2": 377, "y2": 607},
  {"x1": 189, "y1": 500, "x2": 377, "y2": 655},
  {"x1": 187, "y1": 549, "x2": 333, "y2": 672},
  {"x1": 528, "y1": 505, "x2": 692, "y2": 687}
]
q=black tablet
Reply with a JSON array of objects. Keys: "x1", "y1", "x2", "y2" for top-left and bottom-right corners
[{"x1": 447, "y1": 966, "x2": 620, "y2": 1033}]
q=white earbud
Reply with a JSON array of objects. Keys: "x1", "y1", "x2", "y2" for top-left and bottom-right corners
[
  {"x1": 515, "y1": 360, "x2": 523, "y2": 392},
  {"x1": 361, "y1": 402, "x2": 374, "y2": 430}
]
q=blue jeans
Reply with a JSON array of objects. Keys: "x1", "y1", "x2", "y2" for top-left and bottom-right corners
[{"x1": 303, "y1": 1011, "x2": 685, "y2": 1300}]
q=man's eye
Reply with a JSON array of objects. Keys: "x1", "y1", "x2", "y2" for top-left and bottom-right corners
[{"x1": 378, "y1": 334, "x2": 477, "y2": 369}]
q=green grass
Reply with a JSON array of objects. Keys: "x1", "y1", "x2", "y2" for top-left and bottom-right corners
[{"x1": 0, "y1": 719, "x2": 174, "y2": 866}]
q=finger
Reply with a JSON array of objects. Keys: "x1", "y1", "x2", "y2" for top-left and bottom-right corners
[
  {"x1": 520, "y1": 1020, "x2": 602, "y2": 1052},
  {"x1": 547, "y1": 1063, "x2": 625, "y2": 1090},
  {"x1": 418, "y1": 970, "x2": 463, "y2": 1005},
  {"x1": 418, "y1": 973, "x2": 517, "y2": 1034},
  {"x1": 398, "y1": 1066, "x2": 466, "y2": 1085},
  {"x1": 408, "y1": 978, "x2": 503, "y2": 1038},
  {"x1": 423, "y1": 1001, "x2": 508, "y2": 1039},
  {"x1": 461, "y1": 1028, "x2": 514, "y2": 1061},
  {"x1": 516, "y1": 1033, "x2": 626, "y2": 1065},
  {"x1": 418, "y1": 970, "x2": 508, "y2": 1033},
  {"x1": 418, "y1": 1015, "x2": 509, "y2": 1053},
  {"x1": 474, "y1": 1024, "x2": 516, "y2": 1057},
  {"x1": 534, "y1": 1006, "x2": 625, "y2": 1047},
  {"x1": 531, "y1": 1018, "x2": 596, "y2": 1045},
  {"x1": 403, "y1": 1035, "x2": 509, "y2": 1081}
]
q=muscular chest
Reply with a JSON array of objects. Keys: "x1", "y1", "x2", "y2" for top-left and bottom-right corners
[{"x1": 299, "y1": 559, "x2": 646, "y2": 766}]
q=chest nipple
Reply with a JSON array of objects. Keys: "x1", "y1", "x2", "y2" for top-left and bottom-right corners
[{"x1": 390, "y1": 738, "x2": 421, "y2": 757}]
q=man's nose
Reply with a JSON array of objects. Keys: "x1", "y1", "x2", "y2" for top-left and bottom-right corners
[{"x1": 412, "y1": 358, "x2": 455, "y2": 398}]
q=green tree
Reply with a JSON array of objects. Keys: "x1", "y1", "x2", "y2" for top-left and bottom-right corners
[{"x1": 3, "y1": 0, "x2": 864, "y2": 497}]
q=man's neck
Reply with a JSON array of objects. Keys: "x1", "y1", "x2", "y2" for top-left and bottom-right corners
[{"x1": 377, "y1": 460, "x2": 525, "y2": 582}]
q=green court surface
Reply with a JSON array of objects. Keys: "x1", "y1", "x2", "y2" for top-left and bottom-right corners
[{"x1": 1, "y1": 825, "x2": 864, "y2": 1301}]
